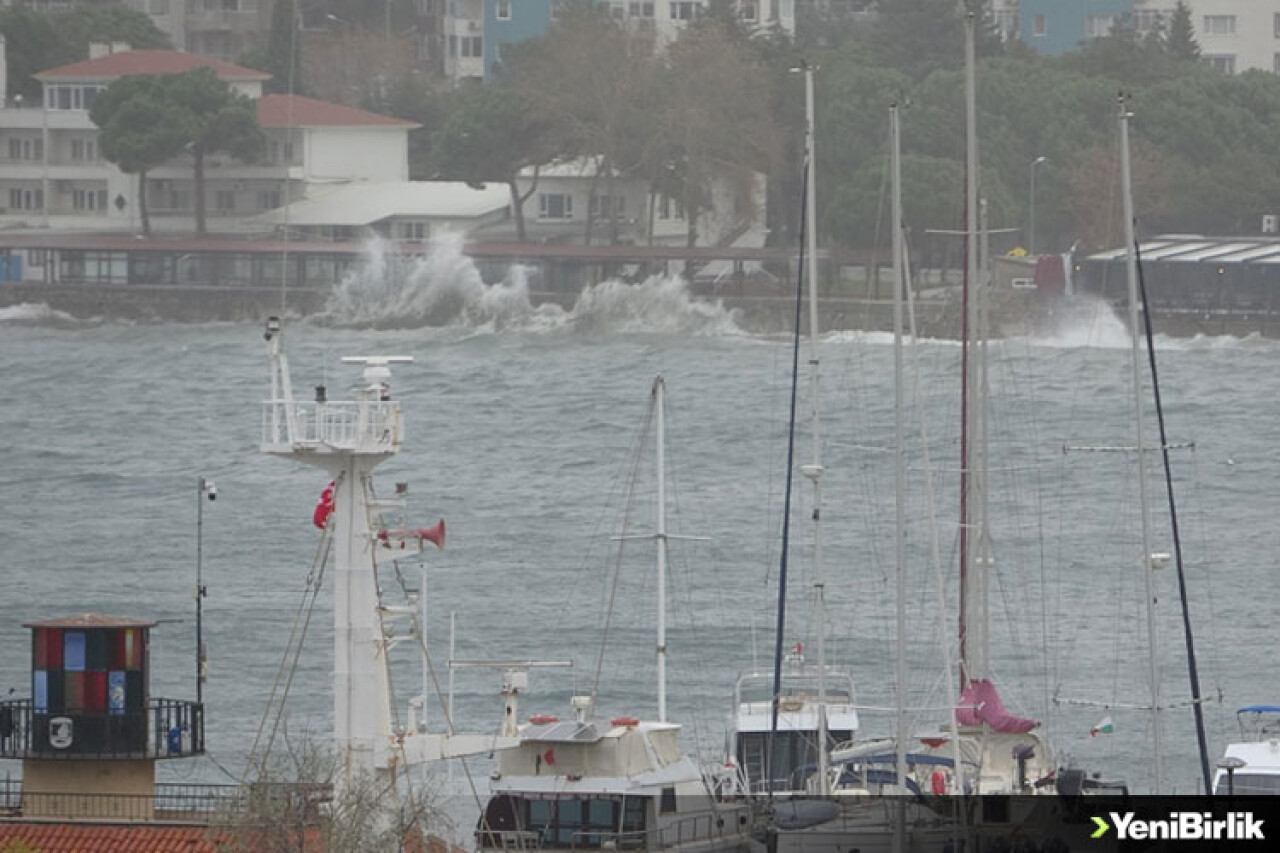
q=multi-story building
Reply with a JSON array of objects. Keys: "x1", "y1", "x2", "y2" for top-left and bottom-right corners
[
  {"x1": 443, "y1": 0, "x2": 794, "y2": 84},
  {"x1": 1001, "y1": 0, "x2": 1280, "y2": 73},
  {"x1": 124, "y1": 0, "x2": 275, "y2": 60},
  {"x1": 0, "y1": 47, "x2": 417, "y2": 234}
]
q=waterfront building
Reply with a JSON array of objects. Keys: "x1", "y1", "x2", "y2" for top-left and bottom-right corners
[
  {"x1": 0, "y1": 46, "x2": 417, "y2": 235},
  {"x1": 998, "y1": 0, "x2": 1280, "y2": 73}
]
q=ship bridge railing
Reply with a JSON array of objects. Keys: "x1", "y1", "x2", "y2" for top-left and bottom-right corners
[{"x1": 262, "y1": 399, "x2": 402, "y2": 454}]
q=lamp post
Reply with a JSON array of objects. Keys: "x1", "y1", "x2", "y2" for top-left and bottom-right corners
[
  {"x1": 196, "y1": 477, "x2": 216, "y2": 706},
  {"x1": 1029, "y1": 155, "x2": 1046, "y2": 255}
]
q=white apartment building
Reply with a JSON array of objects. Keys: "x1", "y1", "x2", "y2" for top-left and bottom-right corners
[
  {"x1": 0, "y1": 48, "x2": 417, "y2": 234},
  {"x1": 123, "y1": 0, "x2": 275, "y2": 60}
]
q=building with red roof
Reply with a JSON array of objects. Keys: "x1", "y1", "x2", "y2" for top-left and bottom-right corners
[{"x1": 0, "y1": 45, "x2": 418, "y2": 236}]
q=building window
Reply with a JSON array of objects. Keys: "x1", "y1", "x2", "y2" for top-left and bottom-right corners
[
  {"x1": 657, "y1": 194, "x2": 683, "y2": 221},
  {"x1": 670, "y1": 2, "x2": 700, "y2": 21},
  {"x1": 1032, "y1": 13, "x2": 1046, "y2": 37},
  {"x1": 1274, "y1": 52, "x2": 1280, "y2": 73},
  {"x1": 1203, "y1": 15, "x2": 1236, "y2": 36},
  {"x1": 496, "y1": 0, "x2": 511, "y2": 20},
  {"x1": 7, "y1": 137, "x2": 42, "y2": 161},
  {"x1": 216, "y1": 190, "x2": 236, "y2": 211},
  {"x1": 8, "y1": 188, "x2": 43, "y2": 210},
  {"x1": 398, "y1": 221, "x2": 428, "y2": 240},
  {"x1": 629, "y1": 1, "x2": 654, "y2": 18},
  {"x1": 538, "y1": 193, "x2": 573, "y2": 220},
  {"x1": 591, "y1": 194, "x2": 626, "y2": 219},
  {"x1": 551, "y1": 0, "x2": 564, "y2": 20},
  {"x1": 257, "y1": 189, "x2": 281, "y2": 210},
  {"x1": 738, "y1": 1, "x2": 756, "y2": 22},
  {"x1": 71, "y1": 139, "x2": 97, "y2": 162},
  {"x1": 1275, "y1": 12, "x2": 1280, "y2": 38},
  {"x1": 1085, "y1": 15, "x2": 1114, "y2": 38},
  {"x1": 1203, "y1": 54, "x2": 1236, "y2": 73},
  {"x1": 460, "y1": 35, "x2": 482, "y2": 57},
  {"x1": 72, "y1": 189, "x2": 108, "y2": 211}
]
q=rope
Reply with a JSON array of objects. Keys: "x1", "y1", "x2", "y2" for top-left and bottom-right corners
[{"x1": 242, "y1": 475, "x2": 340, "y2": 782}]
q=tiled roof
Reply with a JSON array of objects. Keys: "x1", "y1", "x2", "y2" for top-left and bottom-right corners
[
  {"x1": 0, "y1": 824, "x2": 457, "y2": 852},
  {"x1": 257, "y1": 95, "x2": 418, "y2": 129},
  {"x1": 35, "y1": 50, "x2": 270, "y2": 82},
  {"x1": 0, "y1": 823, "x2": 217, "y2": 852},
  {"x1": 23, "y1": 613, "x2": 156, "y2": 629}
]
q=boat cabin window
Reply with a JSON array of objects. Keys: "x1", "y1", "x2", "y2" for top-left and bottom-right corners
[
  {"x1": 659, "y1": 786, "x2": 676, "y2": 814},
  {"x1": 480, "y1": 795, "x2": 646, "y2": 848},
  {"x1": 736, "y1": 730, "x2": 852, "y2": 793},
  {"x1": 1214, "y1": 773, "x2": 1280, "y2": 795}
]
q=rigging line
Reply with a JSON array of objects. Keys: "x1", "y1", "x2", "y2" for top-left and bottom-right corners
[
  {"x1": 589, "y1": 394, "x2": 654, "y2": 710},
  {"x1": 255, "y1": 541, "x2": 329, "y2": 779},
  {"x1": 243, "y1": 501, "x2": 335, "y2": 780},
  {"x1": 767, "y1": 141, "x2": 809, "y2": 802},
  {"x1": 904, "y1": 223, "x2": 964, "y2": 803},
  {"x1": 1134, "y1": 238, "x2": 1211, "y2": 794}
]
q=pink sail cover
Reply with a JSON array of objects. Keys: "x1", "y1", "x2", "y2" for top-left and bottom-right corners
[{"x1": 956, "y1": 679, "x2": 1037, "y2": 733}]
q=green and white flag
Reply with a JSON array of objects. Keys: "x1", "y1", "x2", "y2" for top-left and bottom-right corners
[{"x1": 1090, "y1": 716, "x2": 1114, "y2": 737}]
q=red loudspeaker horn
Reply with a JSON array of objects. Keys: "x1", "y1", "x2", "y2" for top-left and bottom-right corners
[{"x1": 417, "y1": 519, "x2": 446, "y2": 550}]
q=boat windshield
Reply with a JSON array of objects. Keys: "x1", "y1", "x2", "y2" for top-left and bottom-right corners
[
  {"x1": 477, "y1": 794, "x2": 647, "y2": 849},
  {"x1": 1213, "y1": 772, "x2": 1280, "y2": 796},
  {"x1": 736, "y1": 729, "x2": 853, "y2": 793}
]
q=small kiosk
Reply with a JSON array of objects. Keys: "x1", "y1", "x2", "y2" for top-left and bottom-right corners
[{"x1": 0, "y1": 613, "x2": 203, "y2": 819}]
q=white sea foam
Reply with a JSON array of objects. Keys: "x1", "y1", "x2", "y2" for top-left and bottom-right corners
[
  {"x1": 0, "y1": 302, "x2": 80, "y2": 325},
  {"x1": 317, "y1": 232, "x2": 744, "y2": 336}
]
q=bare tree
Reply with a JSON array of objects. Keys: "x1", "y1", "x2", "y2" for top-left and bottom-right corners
[{"x1": 212, "y1": 730, "x2": 450, "y2": 853}]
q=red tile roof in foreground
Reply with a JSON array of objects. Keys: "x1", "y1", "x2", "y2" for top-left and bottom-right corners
[
  {"x1": 0, "y1": 824, "x2": 218, "y2": 852},
  {"x1": 256, "y1": 94, "x2": 418, "y2": 129},
  {"x1": 0, "y1": 824, "x2": 463, "y2": 853},
  {"x1": 36, "y1": 50, "x2": 270, "y2": 82}
]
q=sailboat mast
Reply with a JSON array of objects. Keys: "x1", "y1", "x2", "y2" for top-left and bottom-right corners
[
  {"x1": 1119, "y1": 98, "x2": 1163, "y2": 793},
  {"x1": 890, "y1": 103, "x2": 909, "y2": 805},
  {"x1": 958, "y1": 9, "x2": 982, "y2": 686},
  {"x1": 797, "y1": 62, "x2": 831, "y2": 797},
  {"x1": 654, "y1": 376, "x2": 669, "y2": 724}
]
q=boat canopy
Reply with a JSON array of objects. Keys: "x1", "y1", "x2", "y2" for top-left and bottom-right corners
[{"x1": 1238, "y1": 705, "x2": 1280, "y2": 715}]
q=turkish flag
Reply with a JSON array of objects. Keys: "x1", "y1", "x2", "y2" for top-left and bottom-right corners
[{"x1": 543, "y1": 748, "x2": 556, "y2": 766}]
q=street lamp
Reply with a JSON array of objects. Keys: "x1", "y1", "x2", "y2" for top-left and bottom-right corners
[
  {"x1": 1029, "y1": 155, "x2": 1047, "y2": 255},
  {"x1": 196, "y1": 476, "x2": 216, "y2": 706}
]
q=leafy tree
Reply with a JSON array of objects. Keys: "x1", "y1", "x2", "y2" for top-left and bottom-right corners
[
  {"x1": 429, "y1": 87, "x2": 552, "y2": 242},
  {"x1": 502, "y1": 4, "x2": 662, "y2": 244},
  {"x1": 90, "y1": 74, "x2": 189, "y2": 236},
  {"x1": 854, "y1": 0, "x2": 1001, "y2": 80},
  {"x1": 0, "y1": 3, "x2": 169, "y2": 101},
  {"x1": 655, "y1": 20, "x2": 779, "y2": 246},
  {"x1": 166, "y1": 68, "x2": 265, "y2": 234},
  {"x1": 1165, "y1": 1, "x2": 1200, "y2": 62},
  {"x1": 240, "y1": 0, "x2": 305, "y2": 96}
]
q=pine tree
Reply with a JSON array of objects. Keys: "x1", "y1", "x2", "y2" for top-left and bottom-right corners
[{"x1": 1165, "y1": 1, "x2": 1200, "y2": 62}]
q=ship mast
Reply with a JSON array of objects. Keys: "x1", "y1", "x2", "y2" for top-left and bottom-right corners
[
  {"x1": 1119, "y1": 99, "x2": 1163, "y2": 793},
  {"x1": 796, "y1": 62, "x2": 831, "y2": 797},
  {"x1": 261, "y1": 319, "x2": 514, "y2": 790}
]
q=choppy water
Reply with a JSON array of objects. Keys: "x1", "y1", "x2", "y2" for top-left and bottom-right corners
[{"x1": 1, "y1": 246, "x2": 1277, "y2": 814}]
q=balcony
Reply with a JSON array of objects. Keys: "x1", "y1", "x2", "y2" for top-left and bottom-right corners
[{"x1": 0, "y1": 698, "x2": 204, "y2": 761}]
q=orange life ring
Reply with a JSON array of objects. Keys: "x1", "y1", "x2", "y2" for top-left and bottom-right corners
[
  {"x1": 528, "y1": 714, "x2": 559, "y2": 725},
  {"x1": 611, "y1": 716, "x2": 640, "y2": 728}
]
